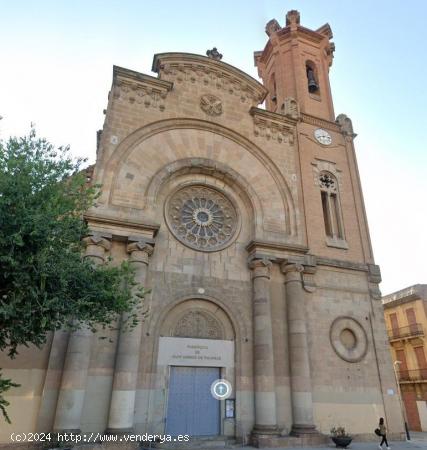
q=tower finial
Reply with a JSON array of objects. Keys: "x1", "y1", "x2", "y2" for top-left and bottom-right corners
[
  {"x1": 286, "y1": 10, "x2": 300, "y2": 26},
  {"x1": 265, "y1": 19, "x2": 281, "y2": 36}
]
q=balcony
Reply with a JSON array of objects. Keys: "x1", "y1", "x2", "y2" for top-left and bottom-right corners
[
  {"x1": 387, "y1": 323, "x2": 424, "y2": 341},
  {"x1": 398, "y1": 368, "x2": 427, "y2": 383}
]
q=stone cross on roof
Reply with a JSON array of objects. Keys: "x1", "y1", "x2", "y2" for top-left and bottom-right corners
[{"x1": 206, "y1": 47, "x2": 223, "y2": 61}]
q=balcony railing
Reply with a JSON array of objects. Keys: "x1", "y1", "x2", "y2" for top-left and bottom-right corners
[
  {"x1": 387, "y1": 323, "x2": 424, "y2": 340},
  {"x1": 398, "y1": 368, "x2": 427, "y2": 382}
]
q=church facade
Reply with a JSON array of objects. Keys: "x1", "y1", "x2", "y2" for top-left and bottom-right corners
[{"x1": 1, "y1": 10, "x2": 405, "y2": 446}]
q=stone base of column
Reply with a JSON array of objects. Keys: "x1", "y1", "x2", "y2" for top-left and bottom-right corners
[
  {"x1": 251, "y1": 425, "x2": 280, "y2": 447},
  {"x1": 252, "y1": 429, "x2": 328, "y2": 448},
  {"x1": 252, "y1": 424, "x2": 280, "y2": 435},
  {"x1": 290, "y1": 423, "x2": 318, "y2": 435}
]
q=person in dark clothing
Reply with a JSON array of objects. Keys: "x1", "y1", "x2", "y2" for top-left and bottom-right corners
[{"x1": 378, "y1": 417, "x2": 390, "y2": 449}]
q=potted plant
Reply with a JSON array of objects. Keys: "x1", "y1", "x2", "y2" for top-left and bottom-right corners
[{"x1": 330, "y1": 426, "x2": 353, "y2": 448}]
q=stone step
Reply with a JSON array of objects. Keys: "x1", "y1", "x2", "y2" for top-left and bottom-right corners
[
  {"x1": 49, "y1": 437, "x2": 239, "y2": 450},
  {"x1": 251, "y1": 433, "x2": 330, "y2": 448},
  {"x1": 152, "y1": 436, "x2": 238, "y2": 449}
]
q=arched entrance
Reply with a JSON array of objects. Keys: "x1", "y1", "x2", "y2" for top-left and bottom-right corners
[{"x1": 156, "y1": 300, "x2": 236, "y2": 437}]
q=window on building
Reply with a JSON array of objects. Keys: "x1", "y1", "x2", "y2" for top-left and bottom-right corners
[
  {"x1": 406, "y1": 308, "x2": 418, "y2": 334},
  {"x1": 319, "y1": 172, "x2": 344, "y2": 240},
  {"x1": 306, "y1": 61, "x2": 319, "y2": 94},
  {"x1": 414, "y1": 347, "x2": 427, "y2": 379},
  {"x1": 395, "y1": 348, "x2": 409, "y2": 381},
  {"x1": 270, "y1": 73, "x2": 277, "y2": 109},
  {"x1": 389, "y1": 313, "x2": 399, "y2": 338}
]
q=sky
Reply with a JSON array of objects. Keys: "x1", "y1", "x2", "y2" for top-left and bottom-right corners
[{"x1": 1, "y1": 0, "x2": 426, "y2": 295}]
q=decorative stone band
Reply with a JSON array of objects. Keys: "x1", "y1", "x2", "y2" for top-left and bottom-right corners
[
  {"x1": 248, "y1": 258, "x2": 272, "y2": 280},
  {"x1": 112, "y1": 65, "x2": 173, "y2": 112},
  {"x1": 152, "y1": 52, "x2": 268, "y2": 105},
  {"x1": 82, "y1": 232, "x2": 112, "y2": 263}
]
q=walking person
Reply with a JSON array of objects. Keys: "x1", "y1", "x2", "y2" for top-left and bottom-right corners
[{"x1": 378, "y1": 417, "x2": 390, "y2": 449}]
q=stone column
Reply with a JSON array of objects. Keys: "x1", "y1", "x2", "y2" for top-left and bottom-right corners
[
  {"x1": 53, "y1": 233, "x2": 111, "y2": 433},
  {"x1": 107, "y1": 240, "x2": 154, "y2": 433},
  {"x1": 249, "y1": 258, "x2": 278, "y2": 435},
  {"x1": 282, "y1": 262, "x2": 316, "y2": 435}
]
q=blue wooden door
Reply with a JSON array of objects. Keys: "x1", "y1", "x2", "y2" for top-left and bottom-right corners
[{"x1": 166, "y1": 366, "x2": 220, "y2": 436}]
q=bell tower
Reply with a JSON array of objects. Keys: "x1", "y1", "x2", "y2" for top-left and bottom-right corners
[{"x1": 254, "y1": 10, "x2": 335, "y2": 121}]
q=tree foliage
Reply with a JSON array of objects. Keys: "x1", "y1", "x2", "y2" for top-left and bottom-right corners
[{"x1": 0, "y1": 130, "x2": 142, "y2": 422}]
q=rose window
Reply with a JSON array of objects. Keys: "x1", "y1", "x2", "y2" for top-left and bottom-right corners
[{"x1": 166, "y1": 185, "x2": 238, "y2": 251}]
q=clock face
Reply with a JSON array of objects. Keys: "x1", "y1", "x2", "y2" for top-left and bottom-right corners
[{"x1": 314, "y1": 128, "x2": 332, "y2": 145}]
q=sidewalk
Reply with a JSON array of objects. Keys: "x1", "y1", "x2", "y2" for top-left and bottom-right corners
[{"x1": 250, "y1": 432, "x2": 427, "y2": 450}]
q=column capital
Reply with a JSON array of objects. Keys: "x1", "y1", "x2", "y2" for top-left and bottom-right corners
[
  {"x1": 82, "y1": 232, "x2": 112, "y2": 263},
  {"x1": 127, "y1": 240, "x2": 154, "y2": 256},
  {"x1": 281, "y1": 255, "x2": 317, "y2": 292},
  {"x1": 249, "y1": 258, "x2": 272, "y2": 279},
  {"x1": 82, "y1": 232, "x2": 112, "y2": 251},
  {"x1": 127, "y1": 240, "x2": 154, "y2": 266},
  {"x1": 281, "y1": 262, "x2": 304, "y2": 275}
]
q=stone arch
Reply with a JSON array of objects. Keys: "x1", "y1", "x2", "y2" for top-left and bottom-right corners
[
  {"x1": 147, "y1": 158, "x2": 262, "y2": 237},
  {"x1": 156, "y1": 297, "x2": 237, "y2": 342},
  {"x1": 173, "y1": 310, "x2": 225, "y2": 340},
  {"x1": 99, "y1": 118, "x2": 297, "y2": 236}
]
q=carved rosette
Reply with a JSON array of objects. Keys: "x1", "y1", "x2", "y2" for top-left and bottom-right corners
[
  {"x1": 200, "y1": 94, "x2": 223, "y2": 116},
  {"x1": 165, "y1": 185, "x2": 238, "y2": 252}
]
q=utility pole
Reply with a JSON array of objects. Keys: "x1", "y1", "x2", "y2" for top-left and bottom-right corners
[{"x1": 393, "y1": 360, "x2": 411, "y2": 440}]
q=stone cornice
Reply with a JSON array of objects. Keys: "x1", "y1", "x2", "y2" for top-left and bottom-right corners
[
  {"x1": 152, "y1": 52, "x2": 268, "y2": 104},
  {"x1": 300, "y1": 113, "x2": 341, "y2": 132},
  {"x1": 112, "y1": 65, "x2": 173, "y2": 112},
  {"x1": 250, "y1": 107, "x2": 297, "y2": 144},
  {"x1": 257, "y1": 24, "x2": 332, "y2": 67},
  {"x1": 250, "y1": 107, "x2": 298, "y2": 127},
  {"x1": 382, "y1": 284, "x2": 427, "y2": 307},
  {"x1": 316, "y1": 257, "x2": 368, "y2": 272},
  {"x1": 113, "y1": 65, "x2": 173, "y2": 92},
  {"x1": 246, "y1": 239, "x2": 309, "y2": 262},
  {"x1": 84, "y1": 213, "x2": 159, "y2": 241}
]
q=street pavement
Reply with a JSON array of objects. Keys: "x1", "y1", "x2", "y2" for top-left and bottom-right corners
[{"x1": 249, "y1": 432, "x2": 427, "y2": 450}]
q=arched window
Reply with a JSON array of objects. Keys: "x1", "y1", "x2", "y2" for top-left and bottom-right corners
[
  {"x1": 319, "y1": 172, "x2": 344, "y2": 240},
  {"x1": 270, "y1": 73, "x2": 277, "y2": 108},
  {"x1": 306, "y1": 61, "x2": 319, "y2": 94}
]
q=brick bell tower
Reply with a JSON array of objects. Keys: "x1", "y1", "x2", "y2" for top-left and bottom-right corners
[{"x1": 255, "y1": 10, "x2": 335, "y2": 121}]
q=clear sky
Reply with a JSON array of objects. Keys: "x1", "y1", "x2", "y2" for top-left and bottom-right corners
[{"x1": 1, "y1": 1, "x2": 426, "y2": 295}]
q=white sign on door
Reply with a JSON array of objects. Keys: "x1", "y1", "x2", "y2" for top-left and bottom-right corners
[{"x1": 158, "y1": 337, "x2": 234, "y2": 367}]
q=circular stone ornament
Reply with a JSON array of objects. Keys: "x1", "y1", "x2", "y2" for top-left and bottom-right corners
[
  {"x1": 330, "y1": 316, "x2": 368, "y2": 363},
  {"x1": 165, "y1": 185, "x2": 239, "y2": 252}
]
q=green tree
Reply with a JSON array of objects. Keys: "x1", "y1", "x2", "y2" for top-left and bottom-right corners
[{"x1": 0, "y1": 130, "x2": 142, "y2": 423}]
